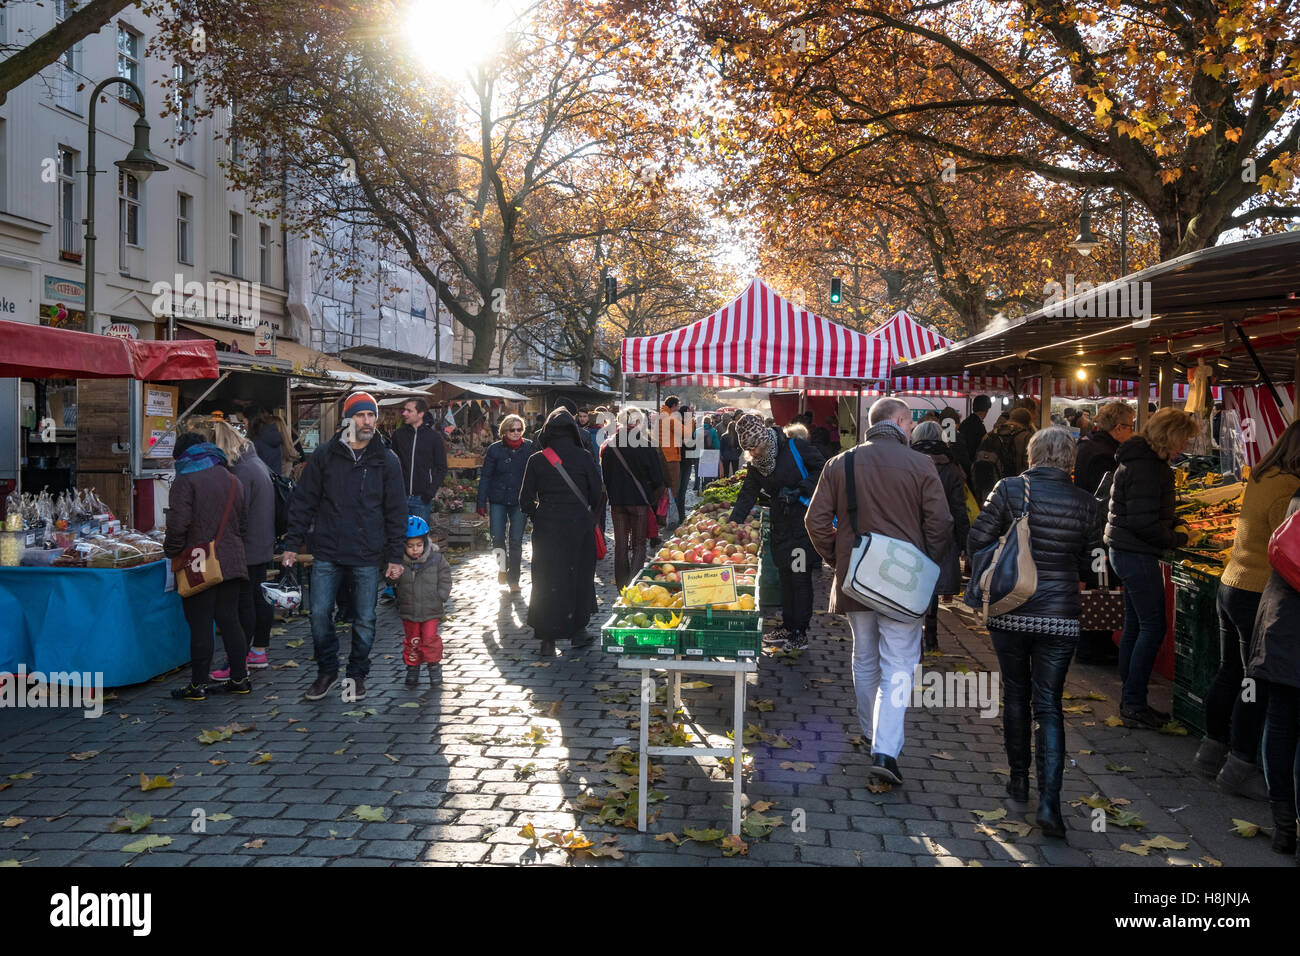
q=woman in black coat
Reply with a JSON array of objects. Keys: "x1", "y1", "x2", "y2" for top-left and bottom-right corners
[
  {"x1": 476, "y1": 414, "x2": 535, "y2": 592},
  {"x1": 719, "y1": 419, "x2": 742, "y2": 478},
  {"x1": 968, "y1": 427, "x2": 1101, "y2": 838},
  {"x1": 912, "y1": 421, "x2": 970, "y2": 652},
  {"x1": 730, "y1": 412, "x2": 825, "y2": 649},
  {"x1": 1104, "y1": 408, "x2": 1198, "y2": 729},
  {"x1": 519, "y1": 409, "x2": 605, "y2": 658},
  {"x1": 1247, "y1": 488, "x2": 1300, "y2": 857}
]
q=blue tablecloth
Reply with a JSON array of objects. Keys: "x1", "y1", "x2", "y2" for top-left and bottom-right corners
[{"x1": 0, "y1": 561, "x2": 189, "y2": 686}]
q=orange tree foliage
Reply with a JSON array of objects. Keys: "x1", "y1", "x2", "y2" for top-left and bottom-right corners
[{"x1": 607, "y1": 0, "x2": 1299, "y2": 331}]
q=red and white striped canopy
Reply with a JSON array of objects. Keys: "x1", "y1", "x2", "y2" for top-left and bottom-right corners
[{"x1": 620, "y1": 279, "x2": 890, "y2": 388}]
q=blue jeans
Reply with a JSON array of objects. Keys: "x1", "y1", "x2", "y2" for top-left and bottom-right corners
[
  {"x1": 1110, "y1": 548, "x2": 1167, "y2": 711},
  {"x1": 406, "y1": 495, "x2": 431, "y2": 526},
  {"x1": 310, "y1": 559, "x2": 381, "y2": 679},
  {"x1": 490, "y1": 503, "x2": 525, "y2": 583}
]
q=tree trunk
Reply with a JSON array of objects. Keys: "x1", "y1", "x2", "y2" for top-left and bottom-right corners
[{"x1": 467, "y1": 311, "x2": 497, "y2": 372}]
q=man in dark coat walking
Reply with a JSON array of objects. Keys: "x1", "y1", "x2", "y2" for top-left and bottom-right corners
[
  {"x1": 391, "y1": 397, "x2": 447, "y2": 525},
  {"x1": 959, "y1": 395, "x2": 992, "y2": 467},
  {"x1": 282, "y1": 391, "x2": 408, "y2": 702}
]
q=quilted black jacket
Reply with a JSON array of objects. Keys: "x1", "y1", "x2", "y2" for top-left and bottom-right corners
[
  {"x1": 1104, "y1": 437, "x2": 1184, "y2": 556},
  {"x1": 968, "y1": 466, "x2": 1102, "y2": 620}
]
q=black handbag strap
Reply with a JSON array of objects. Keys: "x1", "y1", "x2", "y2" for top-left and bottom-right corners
[{"x1": 843, "y1": 449, "x2": 860, "y2": 536}]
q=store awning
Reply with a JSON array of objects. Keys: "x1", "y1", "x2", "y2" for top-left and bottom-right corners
[
  {"x1": 176, "y1": 323, "x2": 367, "y2": 380},
  {"x1": 420, "y1": 380, "x2": 529, "y2": 402},
  {"x1": 621, "y1": 278, "x2": 890, "y2": 387},
  {"x1": 0, "y1": 321, "x2": 218, "y2": 380},
  {"x1": 897, "y1": 233, "x2": 1300, "y2": 385}
]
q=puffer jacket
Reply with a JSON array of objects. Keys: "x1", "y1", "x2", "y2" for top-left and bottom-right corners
[
  {"x1": 913, "y1": 438, "x2": 970, "y2": 595},
  {"x1": 477, "y1": 439, "x2": 535, "y2": 509},
  {"x1": 394, "y1": 534, "x2": 452, "y2": 622},
  {"x1": 1105, "y1": 436, "x2": 1185, "y2": 556},
  {"x1": 1247, "y1": 490, "x2": 1300, "y2": 690},
  {"x1": 968, "y1": 466, "x2": 1101, "y2": 626},
  {"x1": 282, "y1": 433, "x2": 407, "y2": 566},
  {"x1": 1074, "y1": 428, "x2": 1121, "y2": 496}
]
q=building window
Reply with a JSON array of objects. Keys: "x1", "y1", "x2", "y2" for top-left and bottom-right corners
[
  {"x1": 117, "y1": 25, "x2": 142, "y2": 105},
  {"x1": 259, "y1": 224, "x2": 271, "y2": 284},
  {"x1": 177, "y1": 193, "x2": 193, "y2": 265},
  {"x1": 227, "y1": 101, "x2": 242, "y2": 166},
  {"x1": 58, "y1": 147, "x2": 81, "y2": 261},
  {"x1": 173, "y1": 61, "x2": 195, "y2": 165},
  {"x1": 230, "y1": 212, "x2": 243, "y2": 277},
  {"x1": 119, "y1": 172, "x2": 141, "y2": 271},
  {"x1": 54, "y1": 2, "x2": 80, "y2": 112}
]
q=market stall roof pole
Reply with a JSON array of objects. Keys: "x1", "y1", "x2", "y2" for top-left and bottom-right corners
[
  {"x1": 1137, "y1": 341, "x2": 1152, "y2": 431},
  {"x1": 1159, "y1": 354, "x2": 1175, "y2": 409},
  {"x1": 1039, "y1": 365, "x2": 1053, "y2": 431}
]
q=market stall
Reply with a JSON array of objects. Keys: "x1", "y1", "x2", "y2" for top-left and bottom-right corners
[
  {"x1": 897, "y1": 232, "x2": 1300, "y2": 731},
  {"x1": 0, "y1": 321, "x2": 218, "y2": 684}
]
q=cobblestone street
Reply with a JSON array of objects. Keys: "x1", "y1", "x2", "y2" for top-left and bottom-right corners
[{"x1": 0, "y1": 539, "x2": 1289, "y2": 868}]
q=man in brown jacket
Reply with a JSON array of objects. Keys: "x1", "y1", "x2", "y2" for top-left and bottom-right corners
[{"x1": 805, "y1": 398, "x2": 954, "y2": 786}]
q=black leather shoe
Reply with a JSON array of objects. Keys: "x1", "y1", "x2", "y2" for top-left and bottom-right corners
[
  {"x1": 570, "y1": 631, "x2": 595, "y2": 649},
  {"x1": 1036, "y1": 800, "x2": 1067, "y2": 838},
  {"x1": 868, "y1": 754, "x2": 903, "y2": 785},
  {"x1": 1035, "y1": 719, "x2": 1068, "y2": 838},
  {"x1": 1271, "y1": 801, "x2": 1298, "y2": 855},
  {"x1": 1120, "y1": 706, "x2": 1166, "y2": 730},
  {"x1": 539, "y1": 639, "x2": 557, "y2": 658}
]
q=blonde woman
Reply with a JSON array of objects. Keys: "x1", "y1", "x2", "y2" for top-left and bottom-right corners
[
  {"x1": 1105, "y1": 407, "x2": 1200, "y2": 729},
  {"x1": 203, "y1": 418, "x2": 277, "y2": 674},
  {"x1": 476, "y1": 414, "x2": 534, "y2": 592}
]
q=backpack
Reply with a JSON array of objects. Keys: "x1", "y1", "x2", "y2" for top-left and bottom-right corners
[
  {"x1": 977, "y1": 428, "x2": 1019, "y2": 480},
  {"x1": 271, "y1": 473, "x2": 296, "y2": 538}
]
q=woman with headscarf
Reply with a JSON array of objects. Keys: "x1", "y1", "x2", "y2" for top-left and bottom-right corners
[
  {"x1": 911, "y1": 420, "x2": 970, "y2": 652},
  {"x1": 730, "y1": 412, "x2": 826, "y2": 649},
  {"x1": 162, "y1": 431, "x2": 250, "y2": 700},
  {"x1": 519, "y1": 408, "x2": 606, "y2": 657}
]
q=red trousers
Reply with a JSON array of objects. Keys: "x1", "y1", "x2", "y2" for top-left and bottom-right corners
[{"x1": 401, "y1": 619, "x2": 443, "y2": 665}]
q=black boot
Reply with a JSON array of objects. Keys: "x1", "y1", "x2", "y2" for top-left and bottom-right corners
[
  {"x1": 1034, "y1": 720, "x2": 1067, "y2": 838},
  {"x1": 539, "y1": 638, "x2": 556, "y2": 658},
  {"x1": 404, "y1": 665, "x2": 420, "y2": 689},
  {"x1": 1271, "y1": 801, "x2": 1298, "y2": 856},
  {"x1": 426, "y1": 663, "x2": 443, "y2": 686},
  {"x1": 1003, "y1": 707, "x2": 1032, "y2": 804}
]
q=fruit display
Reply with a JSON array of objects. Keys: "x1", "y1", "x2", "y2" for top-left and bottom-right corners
[
  {"x1": 653, "y1": 501, "x2": 762, "y2": 565},
  {"x1": 699, "y1": 468, "x2": 747, "y2": 504},
  {"x1": 610, "y1": 611, "x2": 681, "y2": 630},
  {"x1": 1175, "y1": 469, "x2": 1247, "y2": 576},
  {"x1": 637, "y1": 563, "x2": 757, "y2": 588},
  {"x1": 617, "y1": 583, "x2": 685, "y2": 610}
]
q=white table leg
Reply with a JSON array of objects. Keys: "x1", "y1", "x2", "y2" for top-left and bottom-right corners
[
  {"x1": 732, "y1": 668, "x2": 744, "y2": 835},
  {"x1": 639, "y1": 667, "x2": 651, "y2": 832}
]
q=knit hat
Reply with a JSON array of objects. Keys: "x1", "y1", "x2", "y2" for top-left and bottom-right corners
[{"x1": 343, "y1": 391, "x2": 378, "y2": 418}]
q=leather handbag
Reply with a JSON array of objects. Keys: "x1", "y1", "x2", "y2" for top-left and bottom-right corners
[
  {"x1": 841, "y1": 449, "x2": 940, "y2": 621},
  {"x1": 541, "y1": 448, "x2": 607, "y2": 559},
  {"x1": 964, "y1": 477, "x2": 1039, "y2": 625},
  {"x1": 1267, "y1": 506, "x2": 1300, "y2": 591},
  {"x1": 173, "y1": 473, "x2": 238, "y2": 598}
]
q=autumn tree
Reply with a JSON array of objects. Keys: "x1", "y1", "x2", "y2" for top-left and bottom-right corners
[
  {"x1": 0, "y1": 0, "x2": 145, "y2": 104},
  {"x1": 153, "y1": 0, "x2": 685, "y2": 372}
]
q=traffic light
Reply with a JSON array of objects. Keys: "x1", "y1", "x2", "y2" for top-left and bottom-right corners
[
  {"x1": 604, "y1": 275, "x2": 617, "y2": 305},
  {"x1": 830, "y1": 277, "x2": 842, "y2": 304}
]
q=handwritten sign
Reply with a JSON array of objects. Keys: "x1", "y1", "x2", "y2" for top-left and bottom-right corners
[{"x1": 681, "y1": 567, "x2": 738, "y2": 608}]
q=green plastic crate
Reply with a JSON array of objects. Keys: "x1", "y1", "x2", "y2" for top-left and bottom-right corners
[
  {"x1": 601, "y1": 612, "x2": 680, "y2": 657},
  {"x1": 1171, "y1": 563, "x2": 1220, "y2": 736},
  {"x1": 679, "y1": 612, "x2": 762, "y2": 660}
]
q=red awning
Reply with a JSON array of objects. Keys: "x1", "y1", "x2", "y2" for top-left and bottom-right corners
[
  {"x1": 0, "y1": 322, "x2": 218, "y2": 380},
  {"x1": 621, "y1": 278, "x2": 890, "y2": 387}
]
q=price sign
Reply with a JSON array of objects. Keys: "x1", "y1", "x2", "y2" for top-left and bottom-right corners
[{"x1": 680, "y1": 567, "x2": 738, "y2": 608}]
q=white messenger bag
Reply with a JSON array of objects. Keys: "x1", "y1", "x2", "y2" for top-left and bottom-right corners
[{"x1": 840, "y1": 449, "x2": 940, "y2": 621}]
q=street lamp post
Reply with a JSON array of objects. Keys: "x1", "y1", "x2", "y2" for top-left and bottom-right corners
[
  {"x1": 1071, "y1": 187, "x2": 1129, "y2": 277},
  {"x1": 83, "y1": 77, "x2": 169, "y2": 333}
]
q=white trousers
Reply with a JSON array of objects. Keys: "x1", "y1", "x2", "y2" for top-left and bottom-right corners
[{"x1": 847, "y1": 610, "x2": 923, "y2": 759}]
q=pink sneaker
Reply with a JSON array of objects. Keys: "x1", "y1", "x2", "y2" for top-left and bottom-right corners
[
  {"x1": 247, "y1": 648, "x2": 269, "y2": 669},
  {"x1": 209, "y1": 664, "x2": 231, "y2": 681}
]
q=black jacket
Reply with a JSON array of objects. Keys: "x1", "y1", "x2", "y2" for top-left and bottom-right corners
[
  {"x1": 731, "y1": 433, "x2": 825, "y2": 558},
  {"x1": 1075, "y1": 429, "x2": 1121, "y2": 496},
  {"x1": 720, "y1": 431, "x2": 741, "y2": 463},
  {"x1": 968, "y1": 466, "x2": 1102, "y2": 621},
  {"x1": 1105, "y1": 437, "x2": 1185, "y2": 556},
  {"x1": 283, "y1": 435, "x2": 408, "y2": 566},
  {"x1": 913, "y1": 439, "x2": 971, "y2": 595},
  {"x1": 1247, "y1": 490, "x2": 1300, "y2": 690},
  {"x1": 390, "y1": 422, "x2": 447, "y2": 502},
  {"x1": 601, "y1": 438, "x2": 666, "y2": 508},
  {"x1": 958, "y1": 412, "x2": 987, "y2": 466},
  {"x1": 477, "y1": 439, "x2": 535, "y2": 509}
]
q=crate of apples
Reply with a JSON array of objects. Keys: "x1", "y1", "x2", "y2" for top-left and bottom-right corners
[{"x1": 656, "y1": 510, "x2": 762, "y2": 567}]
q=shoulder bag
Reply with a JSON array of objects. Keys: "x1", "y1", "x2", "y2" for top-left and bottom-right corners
[
  {"x1": 841, "y1": 449, "x2": 941, "y2": 621},
  {"x1": 964, "y1": 477, "x2": 1039, "y2": 625},
  {"x1": 608, "y1": 443, "x2": 658, "y2": 538},
  {"x1": 173, "y1": 472, "x2": 238, "y2": 598},
  {"x1": 1267, "y1": 506, "x2": 1300, "y2": 592},
  {"x1": 541, "y1": 447, "x2": 607, "y2": 560}
]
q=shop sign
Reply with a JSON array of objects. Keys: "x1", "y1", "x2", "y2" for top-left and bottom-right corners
[
  {"x1": 104, "y1": 323, "x2": 139, "y2": 339},
  {"x1": 253, "y1": 320, "x2": 274, "y2": 355},
  {"x1": 43, "y1": 275, "x2": 86, "y2": 305}
]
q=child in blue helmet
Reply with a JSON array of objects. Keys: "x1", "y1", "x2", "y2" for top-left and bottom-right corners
[{"x1": 393, "y1": 514, "x2": 452, "y2": 687}]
